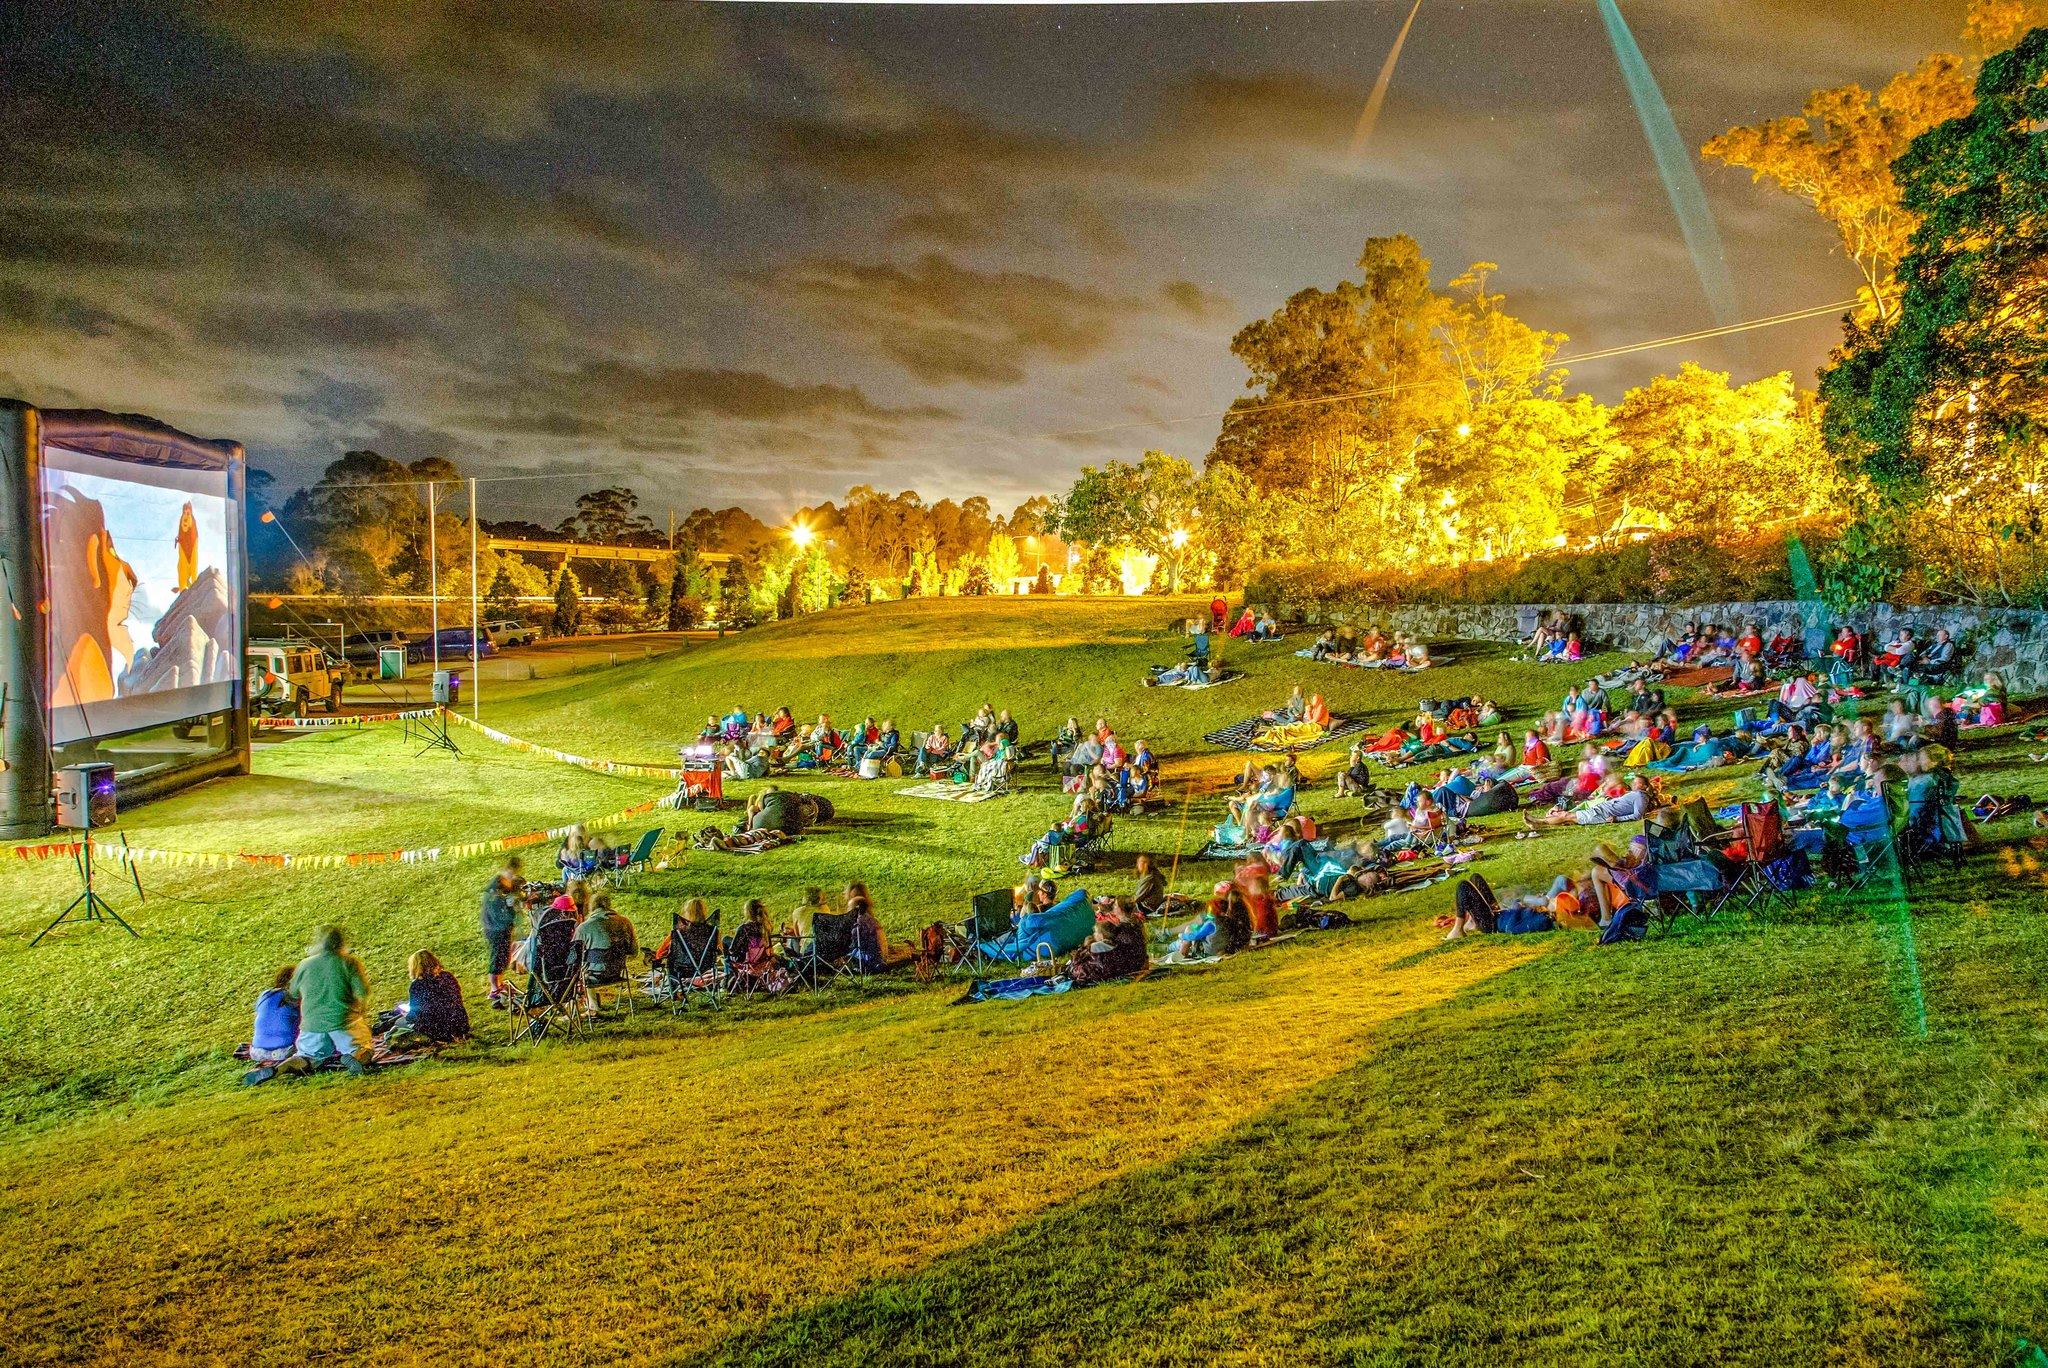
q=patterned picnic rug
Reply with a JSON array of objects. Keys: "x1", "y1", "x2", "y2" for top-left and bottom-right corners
[
  {"x1": 900, "y1": 781, "x2": 1002, "y2": 803},
  {"x1": 1203, "y1": 714, "x2": 1372, "y2": 753}
]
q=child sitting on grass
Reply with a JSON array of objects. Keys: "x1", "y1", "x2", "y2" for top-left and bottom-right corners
[{"x1": 241, "y1": 967, "x2": 299, "y2": 1084}]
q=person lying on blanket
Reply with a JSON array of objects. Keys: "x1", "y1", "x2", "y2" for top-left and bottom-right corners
[
  {"x1": 1148, "y1": 654, "x2": 1212, "y2": 688},
  {"x1": 1069, "y1": 897, "x2": 1149, "y2": 985},
  {"x1": 1533, "y1": 772, "x2": 1653, "y2": 827},
  {"x1": 1363, "y1": 721, "x2": 1411, "y2": 755}
]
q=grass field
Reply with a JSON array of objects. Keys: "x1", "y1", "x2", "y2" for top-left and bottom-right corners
[{"x1": 3, "y1": 596, "x2": 2048, "y2": 1365}]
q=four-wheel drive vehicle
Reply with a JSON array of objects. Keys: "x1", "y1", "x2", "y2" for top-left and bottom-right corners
[
  {"x1": 483, "y1": 618, "x2": 536, "y2": 648},
  {"x1": 246, "y1": 641, "x2": 345, "y2": 716}
]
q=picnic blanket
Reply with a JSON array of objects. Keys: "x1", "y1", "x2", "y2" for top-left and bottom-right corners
[
  {"x1": 1292, "y1": 648, "x2": 1447, "y2": 671},
  {"x1": 1204, "y1": 714, "x2": 1373, "y2": 753},
  {"x1": 951, "y1": 974, "x2": 1072, "y2": 1005},
  {"x1": 1659, "y1": 665, "x2": 1733, "y2": 690},
  {"x1": 1152, "y1": 932, "x2": 1300, "y2": 968},
  {"x1": 900, "y1": 781, "x2": 1002, "y2": 803},
  {"x1": 1178, "y1": 670, "x2": 1246, "y2": 690}
]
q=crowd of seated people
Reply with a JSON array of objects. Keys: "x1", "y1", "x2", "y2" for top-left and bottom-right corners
[{"x1": 1305, "y1": 624, "x2": 1433, "y2": 669}]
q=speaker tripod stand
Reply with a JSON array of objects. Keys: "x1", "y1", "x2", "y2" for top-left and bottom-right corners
[
  {"x1": 32, "y1": 835, "x2": 144, "y2": 945},
  {"x1": 406, "y1": 708, "x2": 461, "y2": 758}
]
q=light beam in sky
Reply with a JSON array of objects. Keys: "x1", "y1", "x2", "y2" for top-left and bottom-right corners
[
  {"x1": 1349, "y1": 0, "x2": 1424, "y2": 162},
  {"x1": 1596, "y1": 0, "x2": 1742, "y2": 327}
]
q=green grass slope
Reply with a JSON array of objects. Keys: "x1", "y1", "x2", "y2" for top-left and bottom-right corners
[{"x1": 0, "y1": 597, "x2": 2046, "y2": 1364}]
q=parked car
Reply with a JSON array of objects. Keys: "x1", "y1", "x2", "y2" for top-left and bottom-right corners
[
  {"x1": 408, "y1": 626, "x2": 496, "y2": 663},
  {"x1": 483, "y1": 618, "x2": 537, "y2": 648},
  {"x1": 343, "y1": 629, "x2": 409, "y2": 664},
  {"x1": 246, "y1": 640, "x2": 344, "y2": 716}
]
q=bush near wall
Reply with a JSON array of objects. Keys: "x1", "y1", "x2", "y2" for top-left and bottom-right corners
[{"x1": 1245, "y1": 529, "x2": 1812, "y2": 615}]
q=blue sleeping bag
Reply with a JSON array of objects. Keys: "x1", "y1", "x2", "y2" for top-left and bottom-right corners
[{"x1": 979, "y1": 888, "x2": 1094, "y2": 962}]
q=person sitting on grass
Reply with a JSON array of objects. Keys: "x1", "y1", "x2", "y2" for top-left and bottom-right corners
[
  {"x1": 697, "y1": 715, "x2": 723, "y2": 746},
  {"x1": 277, "y1": 925, "x2": 371, "y2": 1078},
  {"x1": 1954, "y1": 672, "x2": 2009, "y2": 728},
  {"x1": 1048, "y1": 716, "x2": 1083, "y2": 770},
  {"x1": 1919, "y1": 692, "x2": 1959, "y2": 750},
  {"x1": 1131, "y1": 852, "x2": 1170, "y2": 918},
  {"x1": 845, "y1": 882, "x2": 913, "y2": 972},
  {"x1": 1882, "y1": 697, "x2": 1921, "y2": 750},
  {"x1": 1230, "y1": 606, "x2": 1257, "y2": 638},
  {"x1": 1171, "y1": 883, "x2": 1254, "y2": 960},
  {"x1": 382, "y1": 949, "x2": 470, "y2": 1050},
  {"x1": 242, "y1": 966, "x2": 300, "y2": 1083},
  {"x1": 1336, "y1": 739, "x2": 1377, "y2": 799},
  {"x1": 1270, "y1": 684, "x2": 1308, "y2": 723},
  {"x1": 1069, "y1": 897, "x2": 1150, "y2": 985}
]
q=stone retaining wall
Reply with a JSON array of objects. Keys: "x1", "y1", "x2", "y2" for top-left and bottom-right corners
[{"x1": 1276, "y1": 597, "x2": 2048, "y2": 693}]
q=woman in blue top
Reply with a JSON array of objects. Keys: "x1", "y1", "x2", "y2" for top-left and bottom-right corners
[{"x1": 245, "y1": 966, "x2": 299, "y2": 1078}]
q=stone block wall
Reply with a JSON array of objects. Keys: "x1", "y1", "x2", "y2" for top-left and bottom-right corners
[{"x1": 1275, "y1": 596, "x2": 2048, "y2": 693}]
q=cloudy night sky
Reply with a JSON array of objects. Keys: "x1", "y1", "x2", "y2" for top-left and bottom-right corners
[{"x1": 0, "y1": 1, "x2": 1965, "y2": 522}]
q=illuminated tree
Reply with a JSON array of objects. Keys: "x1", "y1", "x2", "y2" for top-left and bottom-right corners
[
  {"x1": 1053, "y1": 451, "x2": 1199, "y2": 554},
  {"x1": 1822, "y1": 26, "x2": 2048, "y2": 603},
  {"x1": 1211, "y1": 236, "x2": 1461, "y2": 508},
  {"x1": 550, "y1": 563, "x2": 583, "y2": 636},
  {"x1": 983, "y1": 533, "x2": 1023, "y2": 588},
  {"x1": 1610, "y1": 365, "x2": 1838, "y2": 531}
]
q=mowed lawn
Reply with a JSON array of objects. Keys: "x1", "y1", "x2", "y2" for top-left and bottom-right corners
[{"x1": 2, "y1": 596, "x2": 2048, "y2": 1365}]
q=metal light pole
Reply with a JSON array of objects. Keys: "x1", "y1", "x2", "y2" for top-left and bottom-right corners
[
  {"x1": 427, "y1": 481, "x2": 440, "y2": 675},
  {"x1": 469, "y1": 477, "x2": 480, "y2": 720}
]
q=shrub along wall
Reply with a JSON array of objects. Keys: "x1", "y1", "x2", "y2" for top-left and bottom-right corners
[{"x1": 1254, "y1": 590, "x2": 2048, "y2": 695}]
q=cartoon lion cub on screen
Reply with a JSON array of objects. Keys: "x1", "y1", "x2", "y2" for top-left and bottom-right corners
[{"x1": 47, "y1": 487, "x2": 139, "y2": 709}]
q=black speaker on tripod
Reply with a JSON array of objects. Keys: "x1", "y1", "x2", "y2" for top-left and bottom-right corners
[{"x1": 33, "y1": 762, "x2": 140, "y2": 945}]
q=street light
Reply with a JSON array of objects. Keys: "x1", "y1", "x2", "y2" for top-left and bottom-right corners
[{"x1": 1169, "y1": 527, "x2": 1189, "y2": 549}]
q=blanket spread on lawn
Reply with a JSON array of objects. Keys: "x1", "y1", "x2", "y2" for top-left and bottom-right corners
[
  {"x1": 1291, "y1": 648, "x2": 1449, "y2": 672},
  {"x1": 899, "y1": 781, "x2": 1002, "y2": 803},
  {"x1": 1203, "y1": 714, "x2": 1373, "y2": 753}
]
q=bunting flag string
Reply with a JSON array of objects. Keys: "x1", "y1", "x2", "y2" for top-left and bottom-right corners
[
  {"x1": 436, "y1": 709, "x2": 684, "y2": 778},
  {"x1": 254, "y1": 708, "x2": 437, "y2": 730},
  {"x1": 3, "y1": 792, "x2": 683, "y2": 871}
]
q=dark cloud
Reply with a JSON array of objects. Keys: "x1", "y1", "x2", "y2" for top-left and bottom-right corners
[
  {"x1": 0, "y1": 0, "x2": 1972, "y2": 517},
  {"x1": 763, "y1": 254, "x2": 1141, "y2": 386},
  {"x1": 1161, "y1": 280, "x2": 1235, "y2": 322}
]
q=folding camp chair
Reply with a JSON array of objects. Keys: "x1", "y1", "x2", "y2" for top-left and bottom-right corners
[
  {"x1": 952, "y1": 888, "x2": 1014, "y2": 976},
  {"x1": 1711, "y1": 802, "x2": 1796, "y2": 918},
  {"x1": 1639, "y1": 817, "x2": 1733, "y2": 931},
  {"x1": 663, "y1": 911, "x2": 725, "y2": 1012},
  {"x1": 615, "y1": 827, "x2": 665, "y2": 886},
  {"x1": 808, "y1": 910, "x2": 865, "y2": 985},
  {"x1": 508, "y1": 908, "x2": 585, "y2": 1042},
  {"x1": 577, "y1": 944, "x2": 640, "y2": 1022},
  {"x1": 507, "y1": 967, "x2": 586, "y2": 1043}
]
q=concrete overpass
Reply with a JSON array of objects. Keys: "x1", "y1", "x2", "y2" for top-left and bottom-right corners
[{"x1": 483, "y1": 536, "x2": 736, "y2": 566}]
